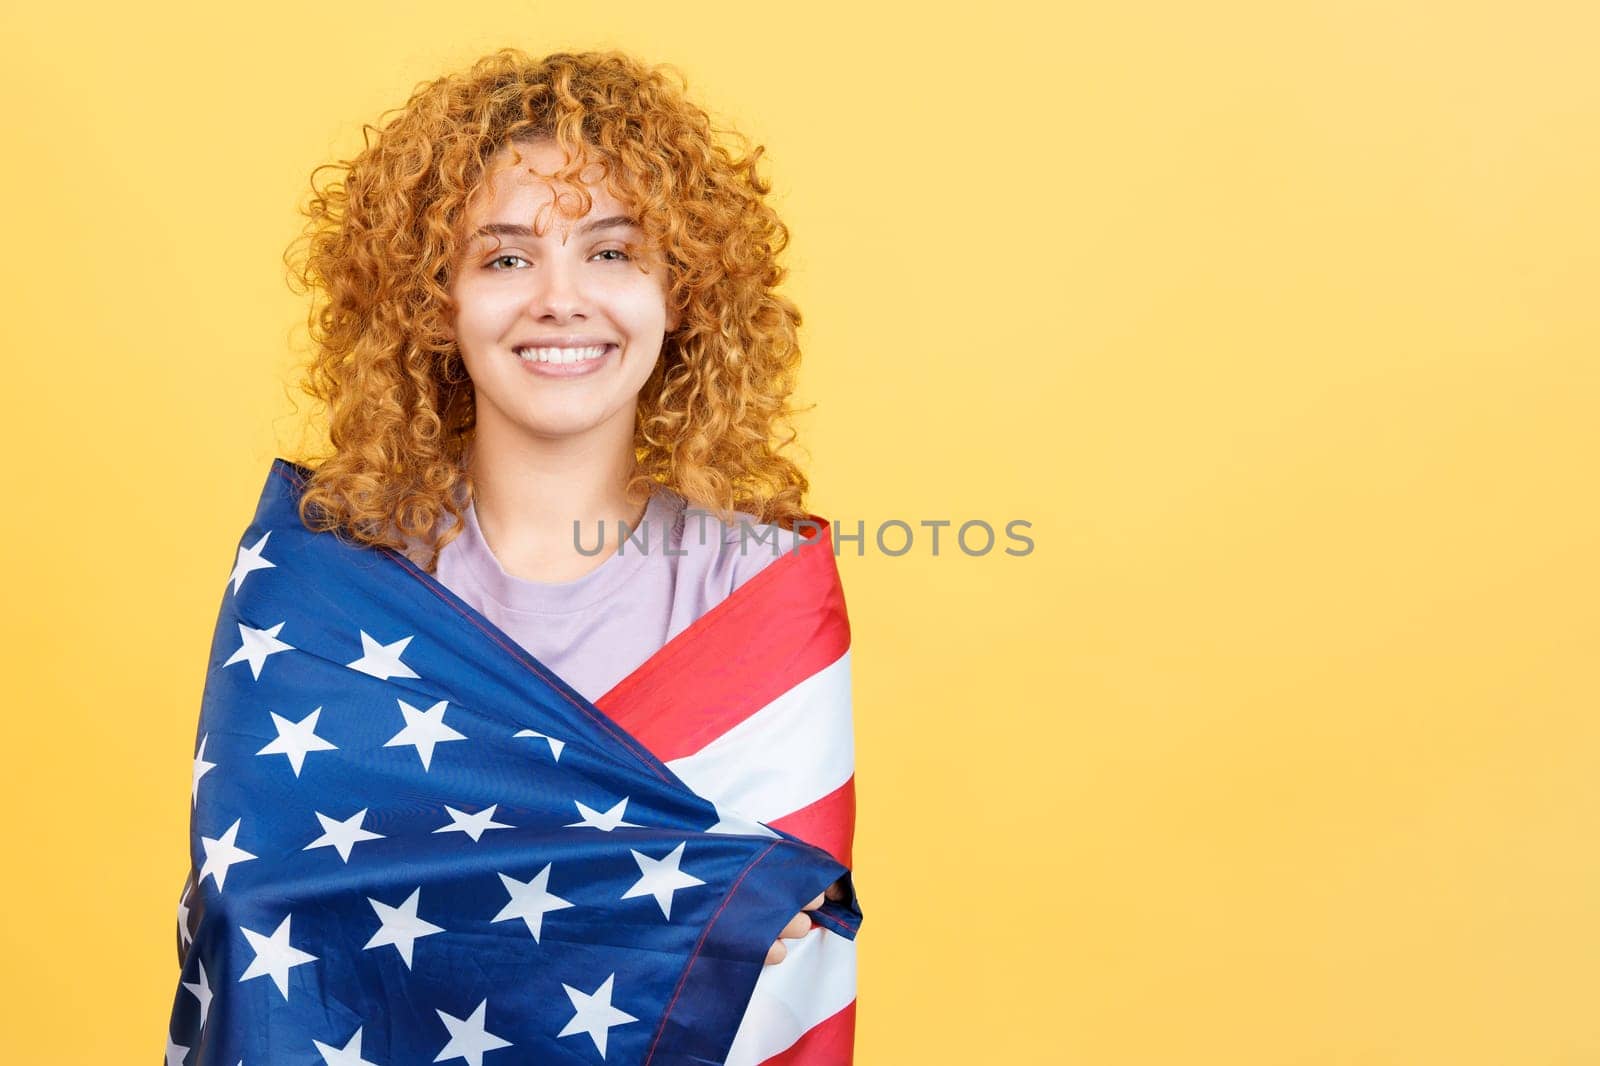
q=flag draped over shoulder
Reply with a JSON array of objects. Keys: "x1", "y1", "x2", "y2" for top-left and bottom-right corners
[
  {"x1": 167, "y1": 458, "x2": 862, "y2": 1066},
  {"x1": 596, "y1": 499, "x2": 860, "y2": 1065}
]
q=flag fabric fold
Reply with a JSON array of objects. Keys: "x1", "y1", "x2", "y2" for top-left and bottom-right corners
[
  {"x1": 167, "y1": 458, "x2": 861, "y2": 1066},
  {"x1": 594, "y1": 499, "x2": 861, "y2": 1065}
]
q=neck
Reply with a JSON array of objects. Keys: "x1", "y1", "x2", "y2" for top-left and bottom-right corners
[{"x1": 464, "y1": 407, "x2": 651, "y2": 581}]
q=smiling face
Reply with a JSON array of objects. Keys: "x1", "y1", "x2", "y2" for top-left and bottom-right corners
[{"x1": 447, "y1": 138, "x2": 677, "y2": 447}]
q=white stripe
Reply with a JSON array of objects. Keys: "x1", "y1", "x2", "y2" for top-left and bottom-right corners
[
  {"x1": 725, "y1": 926, "x2": 858, "y2": 1066},
  {"x1": 665, "y1": 649, "x2": 853, "y2": 824}
]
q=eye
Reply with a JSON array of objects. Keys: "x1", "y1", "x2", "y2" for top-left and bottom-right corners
[
  {"x1": 486, "y1": 254, "x2": 528, "y2": 271},
  {"x1": 593, "y1": 248, "x2": 632, "y2": 263}
]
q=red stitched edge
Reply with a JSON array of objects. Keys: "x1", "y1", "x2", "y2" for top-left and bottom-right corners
[{"x1": 642, "y1": 839, "x2": 781, "y2": 1066}]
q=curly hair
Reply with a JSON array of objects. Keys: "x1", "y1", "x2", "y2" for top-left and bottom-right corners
[{"x1": 282, "y1": 47, "x2": 813, "y2": 573}]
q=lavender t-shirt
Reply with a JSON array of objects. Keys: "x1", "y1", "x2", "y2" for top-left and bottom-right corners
[{"x1": 432, "y1": 487, "x2": 805, "y2": 703}]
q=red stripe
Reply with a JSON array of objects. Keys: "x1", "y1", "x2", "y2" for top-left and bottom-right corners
[
  {"x1": 769, "y1": 776, "x2": 855, "y2": 867},
  {"x1": 760, "y1": 1000, "x2": 857, "y2": 1066},
  {"x1": 597, "y1": 514, "x2": 851, "y2": 762}
]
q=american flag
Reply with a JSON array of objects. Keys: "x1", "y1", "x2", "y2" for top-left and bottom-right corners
[
  {"x1": 168, "y1": 459, "x2": 861, "y2": 1065},
  {"x1": 597, "y1": 493, "x2": 859, "y2": 1064}
]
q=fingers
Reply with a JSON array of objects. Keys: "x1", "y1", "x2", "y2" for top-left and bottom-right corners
[
  {"x1": 767, "y1": 912, "x2": 808, "y2": 966},
  {"x1": 765, "y1": 905, "x2": 819, "y2": 966},
  {"x1": 779, "y1": 911, "x2": 812, "y2": 940},
  {"x1": 767, "y1": 884, "x2": 849, "y2": 967}
]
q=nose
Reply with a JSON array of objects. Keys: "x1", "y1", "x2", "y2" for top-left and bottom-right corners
[{"x1": 525, "y1": 250, "x2": 587, "y2": 322}]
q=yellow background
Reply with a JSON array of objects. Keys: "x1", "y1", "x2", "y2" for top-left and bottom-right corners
[{"x1": 3, "y1": 0, "x2": 1596, "y2": 1061}]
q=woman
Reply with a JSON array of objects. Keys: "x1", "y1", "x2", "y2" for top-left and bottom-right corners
[{"x1": 168, "y1": 49, "x2": 860, "y2": 1065}]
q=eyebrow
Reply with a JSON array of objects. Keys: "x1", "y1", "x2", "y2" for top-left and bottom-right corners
[{"x1": 470, "y1": 215, "x2": 640, "y2": 241}]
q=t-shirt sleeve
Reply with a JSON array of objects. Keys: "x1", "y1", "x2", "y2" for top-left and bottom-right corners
[
  {"x1": 722, "y1": 517, "x2": 807, "y2": 591},
  {"x1": 674, "y1": 504, "x2": 807, "y2": 596}
]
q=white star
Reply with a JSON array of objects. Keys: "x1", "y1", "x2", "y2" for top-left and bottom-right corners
[
  {"x1": 621, "y1": 842, "x2": 707, "y2": 921},
  {"x1": 199, "y1": 818, "x2": 257, "y2": 891},
  {"x1": 303, "y1": 808, "x2": 384, "y2": 862},
  {"x1": 557, "y1": 973, "x2": 638, "y2": 1059},
  {"x1": 434, "y1": 999, "x2": 512, "y2": 1066},
  {"x1": 703, "y1": 799, "x2": 779, "y2": 838},
  {"x1": 364, "y1": 887, "x2": 443, "y2": 969},
  {"x1": 228, "y1": 531, "x2": 276, "y2": 594},
  {"x1": 347, "y1": 630, "x2": 420, "y2": 680},
  {"x1": 384, "y1": 699, "x2": 466, "y2": 771},
  {"x1": 239, "y1": 913, "x2": 318, "y2": 999},
  {"x1": 313, "y1": 1026, "x2": 380, "y2": 1066},
  {"x1": 564, "y1": 797, "x2": 640, "y2": 832},
  {"x1": 176, "y1": 879, "x2": 194, "y2": 948},
  {"x1": 512, "y1": 728, "x2": 565, "y2": 761},
  {"x1": 491, "y1": 864, "x2": 574, "y2": 943},
  {"x1": 223, "y1": 621, "x2": 293, "y2": 680},
  {"x1": 181, "y1": 958, "x2": 214, "y2": 1028},
  {"x1": 164, "y1": 1034, "x2": 189, "y2": 1066},
  {"x1": 433, "y1": 804, "x2": 513, "y2": 843},
  {"x1": 192, "y1": 734, "x2": 216, "y2": 808},
  {"x1": 256, "y1": 707, "x2": 338, "y2": 776}
]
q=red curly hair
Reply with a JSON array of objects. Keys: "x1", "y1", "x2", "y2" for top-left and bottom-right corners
[{"x1": 282, "y1": 48, "x2": 813, "y2": 573}]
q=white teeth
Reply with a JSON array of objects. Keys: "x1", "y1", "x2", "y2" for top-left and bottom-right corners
[{"x1": 514, "y1": 344, "x2": 610, "y2": 364}]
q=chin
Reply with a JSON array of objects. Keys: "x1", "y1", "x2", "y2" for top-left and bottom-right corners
[
  {"x1": 510, "y1": 402, "x2": 616, "y2": 439},
  {"x1": 513, "y1": 417, "x2": 603, "y2": 440},
  {"x1": 474, "y1": 377, "x2": 636, "y2": 442}
]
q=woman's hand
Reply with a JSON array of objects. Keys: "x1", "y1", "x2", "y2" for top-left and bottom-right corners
[{"x1": 764, "y1": 877, "x2": 847, "y2": 965}]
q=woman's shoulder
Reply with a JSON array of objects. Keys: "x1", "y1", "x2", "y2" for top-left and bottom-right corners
[{"x1": 657, "y1": 488, "x2": 808, "y2": 589}]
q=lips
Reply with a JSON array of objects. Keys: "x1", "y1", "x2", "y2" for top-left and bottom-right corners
[
  {"x1": 513, "y1": 343, "x2": 614, "y2": 365},
  {"x1": 511, "y1": 343, "x2": 615, "y2": 376}
]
